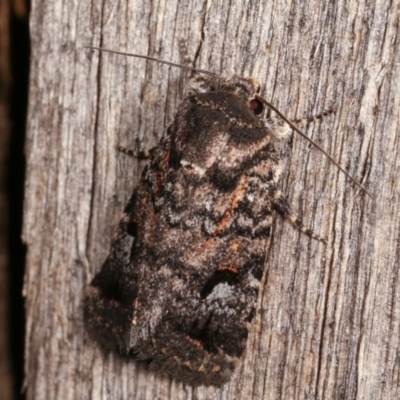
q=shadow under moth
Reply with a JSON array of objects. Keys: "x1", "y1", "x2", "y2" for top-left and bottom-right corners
[{"x1": 84, "y1": 42, "x2": 371, "y2": 387}]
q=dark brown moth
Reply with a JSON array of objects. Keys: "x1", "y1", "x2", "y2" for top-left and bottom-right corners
[{"x1": 84, "y1": 44, "x2": 371, "y2": 387}]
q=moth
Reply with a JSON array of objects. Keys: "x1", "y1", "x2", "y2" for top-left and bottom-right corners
[{"x1": 84, "y1": 43, "x2": 371, "y2": 387}]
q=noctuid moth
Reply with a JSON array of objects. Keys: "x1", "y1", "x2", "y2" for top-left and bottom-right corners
[{"x1": 84, "y1": 42, "x2": 372, "y2": 387}]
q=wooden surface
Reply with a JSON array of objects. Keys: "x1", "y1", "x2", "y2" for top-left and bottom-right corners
[{"x1": 24, "y1": 1, "x2": 399, "y2": 399}]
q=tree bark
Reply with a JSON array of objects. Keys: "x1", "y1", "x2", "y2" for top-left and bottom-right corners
[{"x1": 24, "y1": 1, "x2": 399, "y2": 399}]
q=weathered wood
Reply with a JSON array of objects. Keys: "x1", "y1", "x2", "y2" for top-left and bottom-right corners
[{"x1": 24, "y1": 1, "x2": 400, "y2": 399}]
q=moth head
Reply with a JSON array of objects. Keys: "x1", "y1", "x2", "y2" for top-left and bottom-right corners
[
  {"x1": 188, "y1": 75, "x2": 264, "y2": 116},
  {"x1": 172, "y1": 75, "x2": 273, "y2": 189}
]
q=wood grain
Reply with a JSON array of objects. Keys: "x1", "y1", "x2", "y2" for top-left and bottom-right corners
[{"x1": 24, "y1": 1, "x2": 399, "y2": 399}]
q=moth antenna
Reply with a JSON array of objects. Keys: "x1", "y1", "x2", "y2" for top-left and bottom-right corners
[
  {"x1": 256, "y1": 95, "x2": 374, "y2": 200},
  {"x1": 85, "y1": 46, "x2": 373, "y2": 200},
  {"x1": 85, "y1": 46, "x2": 220, "y2": 78}
]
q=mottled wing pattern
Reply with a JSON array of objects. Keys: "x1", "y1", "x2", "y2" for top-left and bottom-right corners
[{"x1": 85, "y1": 72, "x2": 323, "y2": 386}]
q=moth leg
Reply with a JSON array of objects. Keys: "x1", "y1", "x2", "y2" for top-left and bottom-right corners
[
  {"x1": 116, "y1": 145, "x2": 154, "y2": 159},
  {"x1": 267, "y1": 109, "x2": 336, "y2": 142},
  {"x1": 273, "y1": 189, "x2": 327, "y2": 243},
  {"x1": 179, "y1": 39, "x2": 215, "y2": 94},
  {"x1": 293, "y1": 109, "x2": 336, "y2": 127},
  {"x1": 179, "y1": 39, "x2": 194, "y2": 68}
]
